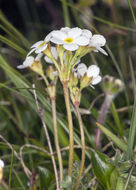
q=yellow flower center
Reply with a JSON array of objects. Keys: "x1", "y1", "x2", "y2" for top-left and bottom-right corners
[
  {"x1": 64, "y1": 38, "x2": 74, "y2": 44},
  {"x1": 39, "y1": 42, "x2": 46, "y2": 47}
]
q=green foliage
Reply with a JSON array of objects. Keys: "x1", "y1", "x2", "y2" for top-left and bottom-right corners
[
  {"x1": 91, "y1": 151, "x2": 114, "y2": 190},
  {"x1": 0, "y1": 0, "x2": 136, "y2": 189}
]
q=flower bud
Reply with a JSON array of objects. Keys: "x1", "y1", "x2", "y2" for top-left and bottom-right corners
[{"x1": 102, "y1": 75, "x2": 124, "y2": 95}]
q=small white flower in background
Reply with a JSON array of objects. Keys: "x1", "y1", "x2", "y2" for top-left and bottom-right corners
[
  {"x1": 17, "y1": 53, "x2": 43, "y2": 69},
  {"x1": 0, "y1": 160, "x2": 4, "y2": 169},
  {"x1": 27, "y1": 32, "x2": 52, "y2": 56},
  {"x1": 77, "y1": 63, "x2": 102, "y2": 86},
  {"x1": 0, "y1": 159, "x2": 4, "y2": 182},
  {"x1": 50, "y1": 27, "x2": 90, "y2": 51},
  {"x1": 89, "y1": 35, "x2": 108, "y2": 55}
]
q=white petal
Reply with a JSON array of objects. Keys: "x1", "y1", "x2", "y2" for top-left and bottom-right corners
[
  {"x1": 60, "y1": 27, "x2": 71, "y2": 33},
  {"x1": 35, "y1": 44, "x2": 48, "y2": 53},
  {"x1": 52, "y1": 30, "x2": 67, "y2": 40},
  {"x1": 63, "y1": 43, "x2": 78, "y2": 51},
  {"x1": 35, "y1": 53, "x2": 43, "y2": 61},
  {"x1": 45, "y1": 32, "x2": 53, "y2": 42},
  {"x1": 31, "y1": 41, "x2": 44, "y2": 48},
  {"x1": 82, "y1": 29, "x2": 92, "y2": 38},
  {"x1": 18, "y1": 56, "x2": 34, "y2": 69},
  {"x1": 0, "y1": 160, "x2": 4, "y2": 168},
  {"x1": 68, "y1": 27, "x2": 82, "y2": 38},
  {"x1": 27, "y1": 48, "x2": 36, "y2": 56},
  {"x1": 96, "y1": 47, "x2": 108, "y2": 56},
  {"x1": 75, "y1": 36, "x2": 90, "y2": 46},
  {"x1": 91, "y1": 75, "x2": 102, "y2": 85},
  {"x1": 51, "y1": 47, "x2": 58, "y2": 60},
  {"x1": 44, "y1": 56, "x2": 54, "y2": 64},
  {"x1": 90, "y1": 34, "x2": 106, "y2": 47},
  {"x1": 50, "y1": 37, "x2": 64, "y2": 45},
  {"x1": 77, "y1": 63, "x2": 87, "y2": 77},
  {"x1": 17, "y1": 65, "x2": 28, "y2": 69},
  {"x1": 87, "y1": 65, "x2": 100, "y2": 78}
]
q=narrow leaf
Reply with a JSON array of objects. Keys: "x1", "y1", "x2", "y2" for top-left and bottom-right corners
[{"x1": 96, "y1": 122, "x2": 127, "y2": 152}]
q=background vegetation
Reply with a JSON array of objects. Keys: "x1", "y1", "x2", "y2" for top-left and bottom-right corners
[{"x1": 0, "y1": 0, "x2": 136, "y2": 189}]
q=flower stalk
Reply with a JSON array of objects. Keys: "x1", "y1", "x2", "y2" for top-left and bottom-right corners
[
  {"x1": 51, "y1": 98, "x2": 64, "y2": 183},
  {"x1": 62, "y1": 81, "x2": 74, "y2": 177},
  {"x1": 74, "y1": 104, "x2": 85, "y2": 190},
  {"x1": 96, "y1": 93, "x2": 114, "y2": 147}
]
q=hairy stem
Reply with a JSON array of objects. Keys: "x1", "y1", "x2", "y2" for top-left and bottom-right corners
[
  {"x1": 51, "y1": 99, "x2": 64, "y2": 183},
  {"x1": 96, "y1": 94, "x2": 113, "y2": 147},
  {"x1": 62, "y1": 82, "x2": 74, "y2": 177},
  {"x1": 74, "y1": 105, "x2": 85, "y2": 190}
]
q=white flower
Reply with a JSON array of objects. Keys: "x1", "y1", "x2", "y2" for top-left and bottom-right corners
[
  {"x1": 89, "y1": 34, "x2": 108, "y2": 55},
  {"x1": 0, "y1": 160, "x2": 4, "y2": 169},
  {"x1": 50, "y1": 27, "x2": 90, "y2": 51},
  {"x1": 17, "y1": 53, "x2": 43, "y2": 69},
  {"x1": 77, "y1": 63, "x2": 102, "y2": 86},
  {"x1": 27, "y1": 32, "x2": 52, "y2": 56}
]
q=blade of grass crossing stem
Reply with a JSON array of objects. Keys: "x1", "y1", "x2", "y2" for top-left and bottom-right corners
[
  {"x1": 13, "y1": 169, "x2": 26, "y2": 190},
  {"x1": 96, "y1": 122, "x2": 127, "y2": 152},
  {"x1": 111, "y1": 102, "x2": 123, "y2": 138},
  {"x1": 127, "y1": 59, "x2": 136, "y2": 160},
  {"x1": 0, "y1": 35, "x2": 27, "y2": 56},
  {"x1": 127, "y1": 0, "x2": 136, "y2": 25},
  {"x1": 127, "y1": 92, "x2": 136, "y2": 159},
  {"x1": 8, "y1": 150, "x2": 14, "y2": 190}
]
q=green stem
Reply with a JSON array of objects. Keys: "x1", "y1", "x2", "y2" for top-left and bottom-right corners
[
  {"x1": 74, "y1": 105, "x2": 85, "y2": 190},
  {"x1": 8, "y1": 150, "x2": 14, "y2": 190},
  {"x1": 124, "y1": 162, "x2": 135, "y2": 190},
  {"x1": 62, "y1": 82, "x2": 74, "y2": 177},
  {"x1": 62, "y1": 0, "x2": 71, "y2": 27},
  {"x1": 51, "y1": 99, "x2": 64, "y2": 183},
  {"x1": 40, "y1": 73, "x2": 49, "y2": 86}
]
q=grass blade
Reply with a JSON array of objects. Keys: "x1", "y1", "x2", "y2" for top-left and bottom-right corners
[
  {"x1": 127, "y1": 0, "x2": 136, "y2": 25},
  {"x1": 96, "y1": 122, "x2": 127, "y2": 152},
  {"x1": 0, "y1": 35, "x2": 27, "y2": 55}
]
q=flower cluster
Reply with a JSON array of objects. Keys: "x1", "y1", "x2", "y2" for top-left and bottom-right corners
[{"x1": 17, "y1": 27, "x2": 107, "y2": 100}]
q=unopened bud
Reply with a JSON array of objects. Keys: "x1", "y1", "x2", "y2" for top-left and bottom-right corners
[{"x1": 102, "y1": 75, "x2": 124, "y2": 95}]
